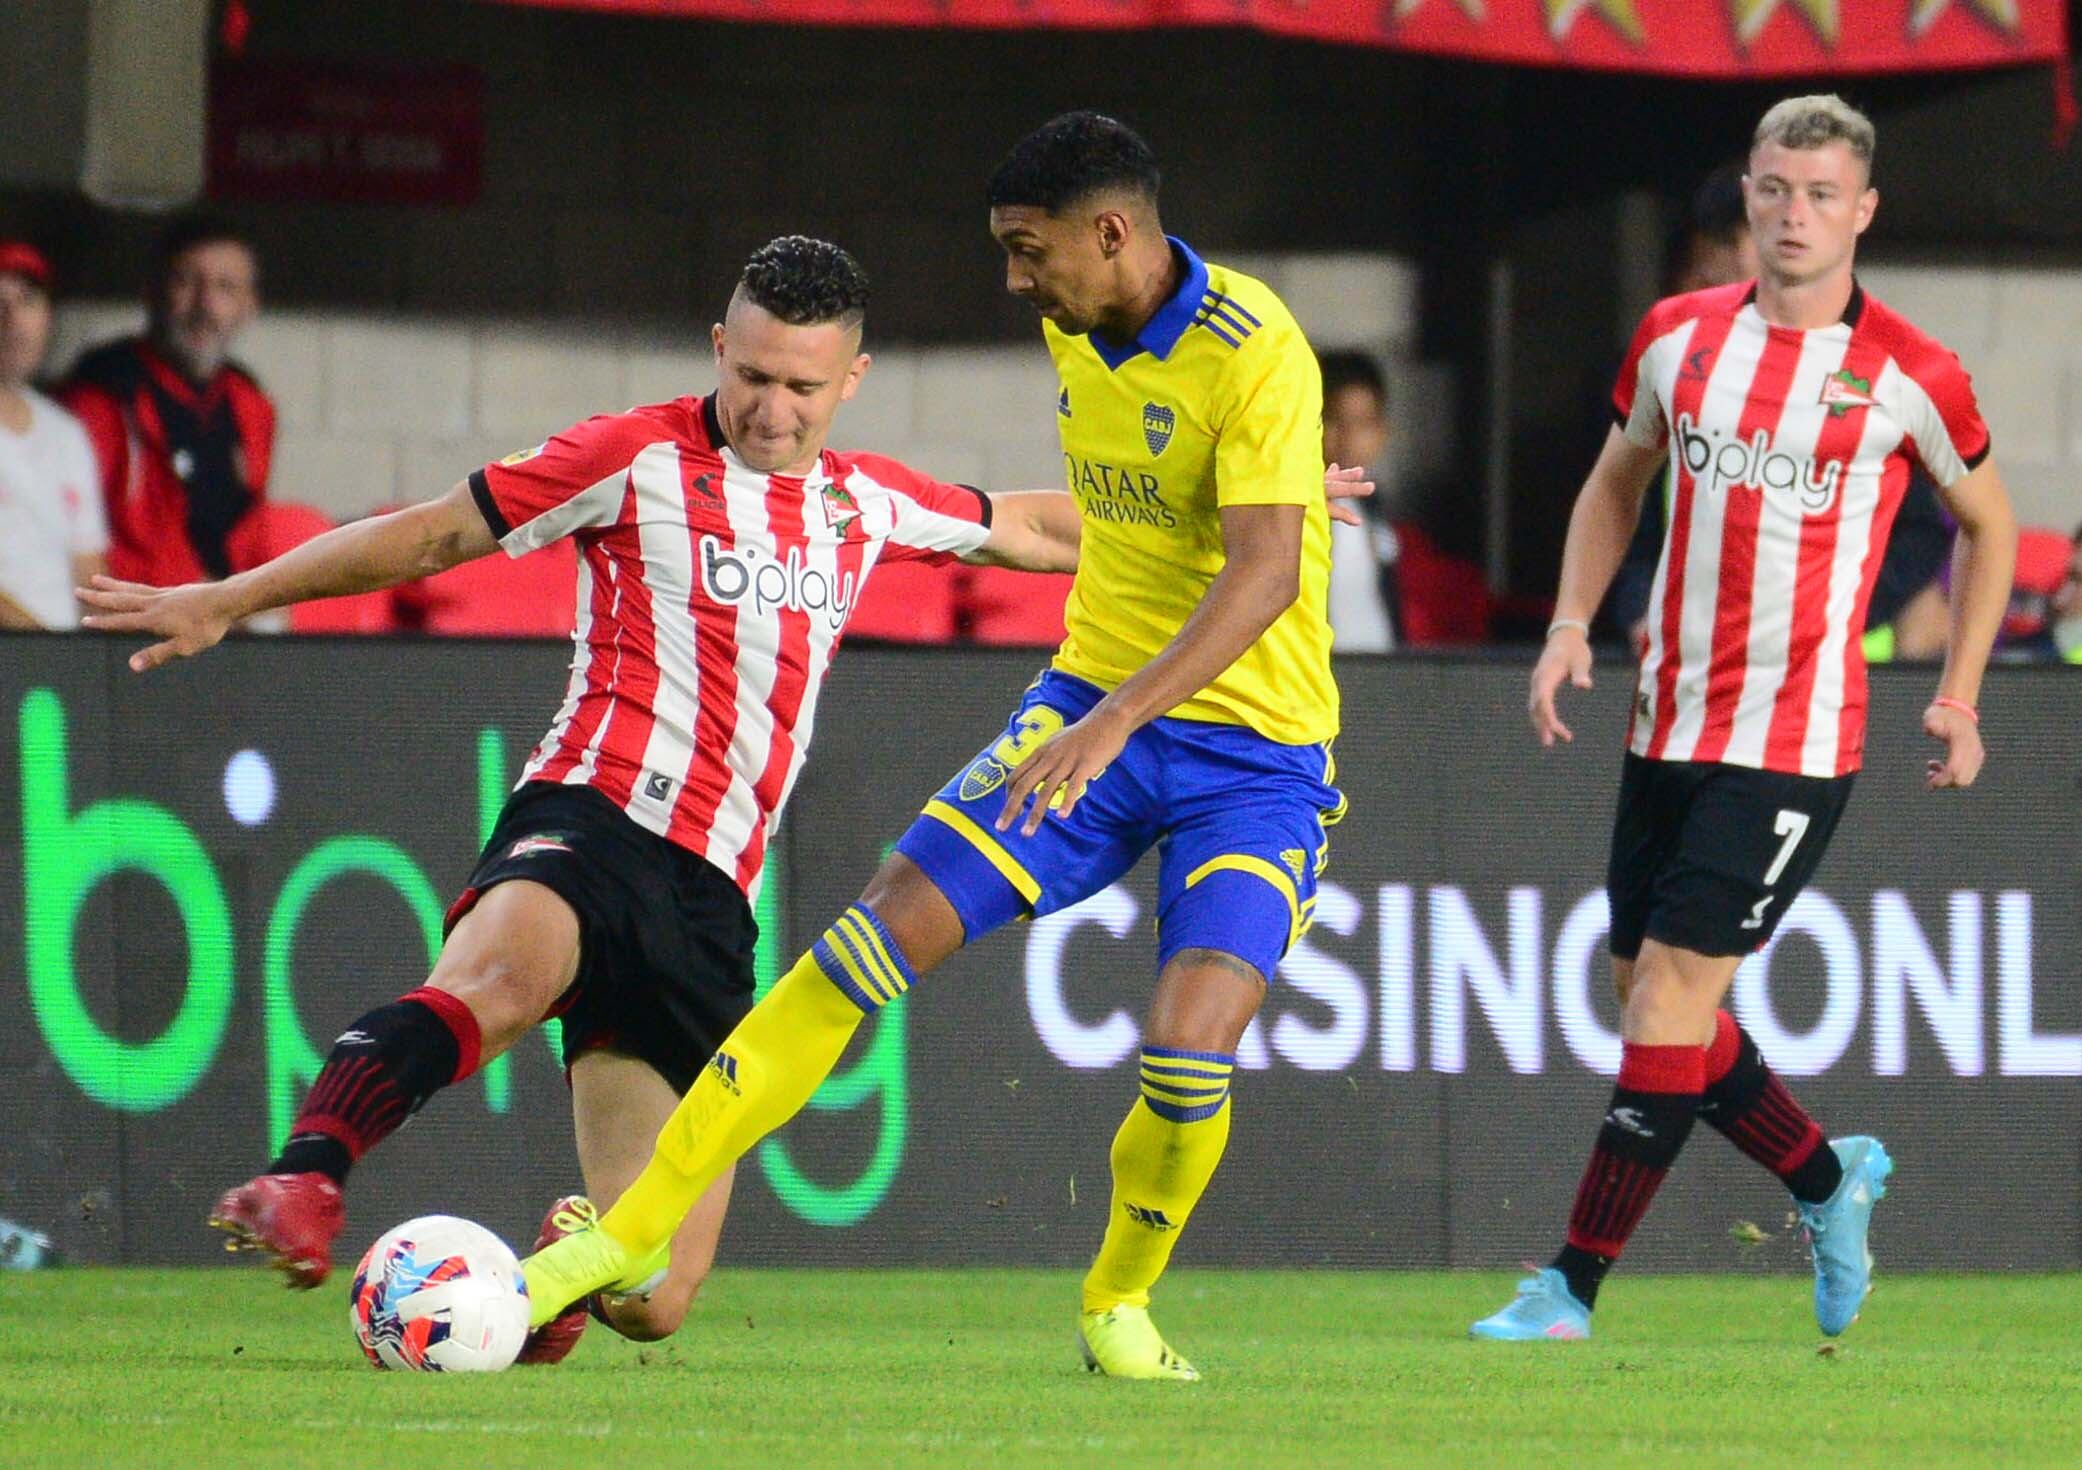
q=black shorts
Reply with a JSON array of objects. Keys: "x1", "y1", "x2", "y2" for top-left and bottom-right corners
[
  {"x1": 1607, "y1": 753, "x2": 1855, "y2": 961},
  {"x1": 446, "y1": 780, "x2": 757, "y2": 1095}
]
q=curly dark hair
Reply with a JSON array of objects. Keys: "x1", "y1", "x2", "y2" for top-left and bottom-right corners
[
  {"x1": 737, "y1": 236, "x2": 869, "y2": 329},
  {"x1": 986, "y1": 111, "x2": 1160, "y2": 215}
]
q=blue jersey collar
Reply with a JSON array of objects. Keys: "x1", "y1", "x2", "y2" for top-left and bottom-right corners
[{"x1": 1087, "y1": 236, "x2": 1208, "y2": 371}]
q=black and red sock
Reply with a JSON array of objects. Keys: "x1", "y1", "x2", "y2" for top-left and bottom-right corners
[
  {"x1": 1551, "y1": 1041, "x2": 1704, "y2": 1310},
  {"x1": 269, "y1": 987, "x2": 483, "y2": 1185},
  {"x1": 1698, "y1": 1009, "x2": 1843, "y2": 1205}
]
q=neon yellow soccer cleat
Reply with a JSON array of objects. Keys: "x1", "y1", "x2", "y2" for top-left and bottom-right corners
[
  {"x1": 1077, "y1": 1305, "x2": 1201, "y2": 1382},
  {"x1": 520, "y1": 1212, "x2": 670, "y2": 1330}
]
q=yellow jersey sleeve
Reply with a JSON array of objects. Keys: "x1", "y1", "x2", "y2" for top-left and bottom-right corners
[{"x1": 1212, "y1": 321, "x2": 1324, "y2": 510}]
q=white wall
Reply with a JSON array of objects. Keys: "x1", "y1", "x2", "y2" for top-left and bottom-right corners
[
  {"x1": 44, "y1": 253, "x2": 1443, "y2": 524},
  {"x1": 1854, "y1": 263, "x2": 2081, "y2": 532},
  {"x1": 53, "y1": 256, "x2": 2078, "y2": 535}
]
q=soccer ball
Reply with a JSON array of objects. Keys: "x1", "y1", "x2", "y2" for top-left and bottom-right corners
[{"x1": 349, "y1": 1215, "x2": 530, "y2": 1372}]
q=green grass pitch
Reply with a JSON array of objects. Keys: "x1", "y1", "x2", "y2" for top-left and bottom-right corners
[{"x1": 3, "y1": 1268, "x2": 2077, "y2": 1467}]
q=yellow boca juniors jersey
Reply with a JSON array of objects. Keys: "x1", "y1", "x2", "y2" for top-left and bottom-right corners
[{"x1": 1046, "y1": 238, "x2": 1338, "y2": 745}]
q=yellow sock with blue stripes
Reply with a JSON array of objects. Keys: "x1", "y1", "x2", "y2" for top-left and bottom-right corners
[
  {"x1": 1081, "y1": 1047, "x2": 1235, "y2": 1313},
  {"x1": 598, "y1": 903, "x2": 913, "y2": 1256}
]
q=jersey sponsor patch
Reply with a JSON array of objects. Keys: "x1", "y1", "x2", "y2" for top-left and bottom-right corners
[
  {"x1": 499, "y1": 443, "x2": 545, "y2": 466},
  {"x1": 505, "y1": 834, "x2": 573, "y2": 861}
]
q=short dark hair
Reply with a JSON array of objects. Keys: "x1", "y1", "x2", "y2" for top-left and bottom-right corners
[
  {"x1": 1660, "y1": 162, "x2": 1749, "y2": 291},
  {"x1": 986, "y1": 111, "x2": 1161, "y2": 215},
  {"x1": 1691, "y1": 162, "x2": 1749, "y2": 243},
  {"x1": 149, "y1": 211, "x2": 255, "y2": 289},
  {"x1": 1319, "y1": 350, "x2": 1389, "y2": 413},
  {"x1": 737, "y1": 236, "x2": 869, "y2": 330}
]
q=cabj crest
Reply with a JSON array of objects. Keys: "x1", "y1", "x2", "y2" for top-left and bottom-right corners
[{"x1": 1142, "y1": 402, "x2": 1176, "y2": 457}]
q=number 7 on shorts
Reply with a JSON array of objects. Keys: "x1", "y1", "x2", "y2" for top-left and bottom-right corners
[{"x1": 1741, "y1": 808, "x2": 1812, "y2": 930}]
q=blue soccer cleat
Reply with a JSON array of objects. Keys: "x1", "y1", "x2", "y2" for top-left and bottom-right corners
[
  {"x1": 1469, "y1": 1268, "x2": 1592, "y2": 1341},
  {"x1": 1799, "y1": 1135, "x2": 1894, "y2": 1337}
]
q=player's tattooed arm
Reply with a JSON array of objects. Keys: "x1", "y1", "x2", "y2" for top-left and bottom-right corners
[
  {"x1": 80, "y1": 480, "x2": 500, "y2": 673},
  {"x1": 1924, "y1": 456, "x2": 2018, "y2": 790},
  {"x1": 998, "y1": 501, "x2": 1304, "y2": 837},
  {"x1": 1529, "y1": 427, "x2": 1666, "y2": 747}
]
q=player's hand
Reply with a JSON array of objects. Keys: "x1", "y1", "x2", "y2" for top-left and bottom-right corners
[
  {"x1": 996, "y1": 706, "x2": 1129, "y2": 837},
  {"x1": 1922, "y1": 702, "x2": 1984, "y2": 790},
  {"x1": 77, "y1": 575, "x2": 239, "y2": 672},
  {"x1": 1325, "y1": 463, "x2": 1376, "y2": 528},
  {"x1": 1529, "y1": 627, "x2": 1594, "y2": 746}
]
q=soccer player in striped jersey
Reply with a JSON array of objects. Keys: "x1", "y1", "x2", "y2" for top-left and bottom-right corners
[
  {"x1": 1472, "y1": 95, "x2": 2018, "y2": 1343},
  {"x1": 522, "y1": 112, "x2": 1345, "y2": 1381},
  {"x1": 77, "y1": 237, "x2": 1093, "y2": 1362}
]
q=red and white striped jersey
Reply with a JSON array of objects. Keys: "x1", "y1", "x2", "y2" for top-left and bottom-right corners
[
  {"x1": 470, "y1": 395, "x2": 992, "y2": 897},
  {"x1": 1614, "y1": 282, "x2": 1990, "y2": 778}
]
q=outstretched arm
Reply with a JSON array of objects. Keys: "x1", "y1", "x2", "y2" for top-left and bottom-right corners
[
  {"x1": 1923, "y1": 457, "x2": 2017, "y2": 789},
  {"x1": 965, "y1": 465, "x2": 1375, "y2": 577},
  {"x1": 1529, "y1": 426, "x2": 1667, "y2": 746},
  {"x1": 79, "y1": 481, "x2": 498, "y2": 671},
  {"x1": 967, "y1": 490, "x2": 1082, "y2": 573}
]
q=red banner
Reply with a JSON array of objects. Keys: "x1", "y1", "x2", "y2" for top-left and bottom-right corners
[
  {"x1": 484, "y1": 0, "x2": 2066, "y2": 77},
  {"x1": 208, "y1": 59, "x2": 485, "y2": 207}
]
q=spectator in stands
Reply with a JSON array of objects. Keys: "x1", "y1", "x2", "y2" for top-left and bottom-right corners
[
  {"x1": 1997, "y1": 524, "x2": 2082, "y2": 663},
  {"x1": 1320, "y1": 349, "x2": 1491, "y2": 648},
  {"x1": 2053, "y1": 522, "x2": 2082, "y2": 664},
  {"x1": 0, "y1": 240, "x2": 107, "y2": 629},
  {"x1": 1322, "y1": 350, "x2": 1398, "y2": 651},
  {"x1": 1663, "y1": 162, "x2": 1761, "y2": 296},
  {"x1": 58, "y1": 213, "x2": 276, "y2": 588},
  {"x1": 1601, "y1": 166, "x2": 1950, "y2": 658}
]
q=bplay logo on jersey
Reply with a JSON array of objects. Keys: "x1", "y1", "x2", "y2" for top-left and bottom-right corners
[
  {"x1": 700, "y1": 536, "x2": 858, "y2": 631},
  {"x1": 1674, "y1": 412, "x2": 1845, "y2": 515}
]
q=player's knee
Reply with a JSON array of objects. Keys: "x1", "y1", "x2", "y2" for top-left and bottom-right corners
[
  {"x1": 1146, "y1": 948, "x2": 1266, "y2": 1054},
  {"x1": 429, "y1": 887, "x2": 580, "y2": 1049},
  {"x1": 854, "y1": 854, "x2": 963, "y2": 976},
  {"x1": 1620, "y1": 954, "x2": 1713, "y2": 1042},
  {"x1": 421, "y1": 959, "x2": 545, "y2": 1057},
  {"x1": 599, "y1": 1270, "x2": 706, "y2": 1342}
]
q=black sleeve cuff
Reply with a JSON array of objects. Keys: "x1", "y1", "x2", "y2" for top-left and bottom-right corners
[
  {"x1": 1611, "y1": 403, "x2": 1631, "y2": 432},
  {"x1": 1962, "y1": 438, "x2": 1991, "y2": 473},
  {"x1": 468, "y1": 468, "x2": 513, "y2": 541},
  {"x1": 957, "y1": 483, "x2": 992, "y2": 528}
]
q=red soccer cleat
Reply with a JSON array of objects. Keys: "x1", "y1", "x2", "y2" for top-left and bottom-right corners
[
  {"x1": 208, "y1": 1172, "x2": 345, "y2": 1289},
  {"x1": 515, "y1": 1195, "x2": 595, "y2": 1366}
]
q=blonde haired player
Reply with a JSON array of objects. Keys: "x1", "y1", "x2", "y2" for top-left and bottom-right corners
[{"x1": 1474, "y1": 95, "x2": 2016, "y2": 1342}]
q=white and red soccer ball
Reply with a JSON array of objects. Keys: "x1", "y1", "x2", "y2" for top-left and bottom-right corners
[{"x1": 349, "y1": 1215, "x2": 530, "y2": 1372}]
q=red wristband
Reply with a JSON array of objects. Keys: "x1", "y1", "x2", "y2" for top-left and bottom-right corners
[{"x1": 1931, "y1": 696, "x2": 1978, "y2": 724}]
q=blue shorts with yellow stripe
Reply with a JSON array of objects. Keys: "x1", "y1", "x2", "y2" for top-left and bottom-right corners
[{"x1": 893, "y1": 671, "x2": 1344, "y2": 984}]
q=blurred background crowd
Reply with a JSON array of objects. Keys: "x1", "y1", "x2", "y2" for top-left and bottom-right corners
[{"x1": 3, "y1": 1, "x2": 2077, "y2": 663}]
